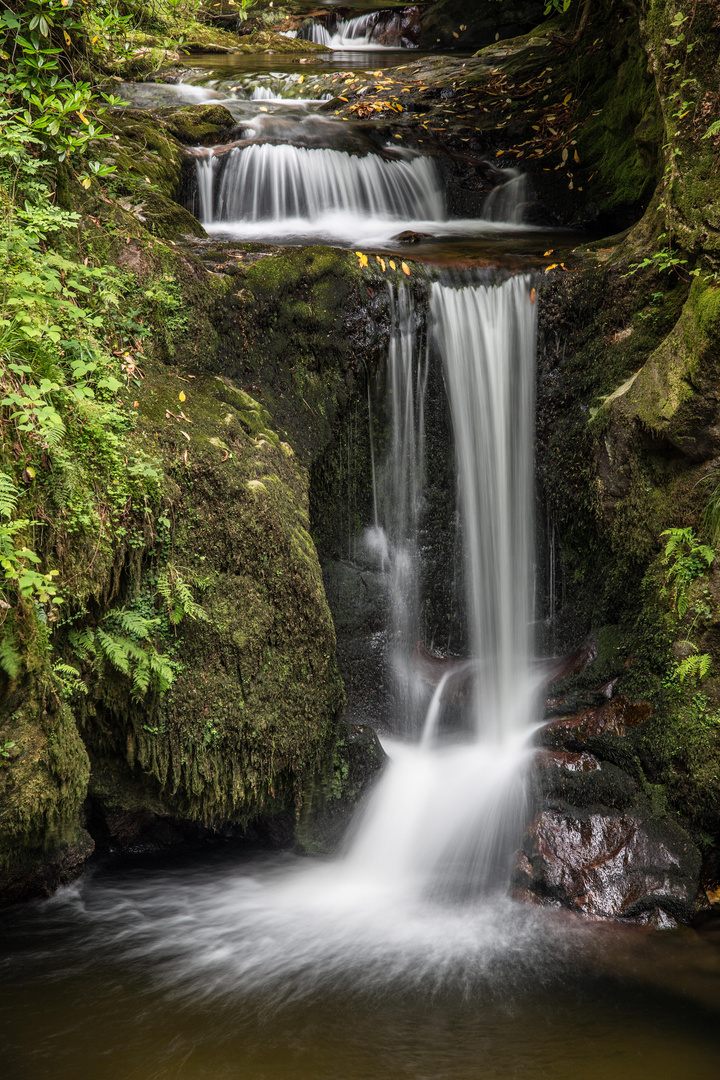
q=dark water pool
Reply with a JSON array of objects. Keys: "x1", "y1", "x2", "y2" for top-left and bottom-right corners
[{"x1": 2, "y1": 850, "x2": 719, "y2": 1080}]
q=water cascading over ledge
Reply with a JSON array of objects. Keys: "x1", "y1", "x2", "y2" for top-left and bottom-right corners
[
  {"x1": 343, "y1": 273, "x2": 540, "y2": 901},
  {"x1": 195, "y1": 145, "x2": 445, "y2": 239}
]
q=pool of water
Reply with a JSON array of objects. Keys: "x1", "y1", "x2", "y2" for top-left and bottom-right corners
[{"x1": 2, "y1": 849, "x2": 720, "y2": 1080}]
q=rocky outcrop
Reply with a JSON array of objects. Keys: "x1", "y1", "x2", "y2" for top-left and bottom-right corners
[{"x1": 513, "y1": 807, "x2": 699, "y2": 926}]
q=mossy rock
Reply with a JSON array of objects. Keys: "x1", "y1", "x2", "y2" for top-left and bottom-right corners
[
  {"x1": 0, "y1": 641, "x2": 91, "y2": 901},
  {"x1": 79, "y1": 359, "x2": 345, "y2": 824},
  {"x1": 162, "y1": 104, "x2": 236, "y2": 145}
]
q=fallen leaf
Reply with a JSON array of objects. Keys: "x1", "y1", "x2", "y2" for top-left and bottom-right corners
[
  {"x1": 179, "y1": 390, "x2": 186, "y2": 402},
  {"x1": 401, "y1": 262, "x2": 410, "y2": 275},
  {"x1": 389, "y1": 260, "x2": 396, "y2": 270}
]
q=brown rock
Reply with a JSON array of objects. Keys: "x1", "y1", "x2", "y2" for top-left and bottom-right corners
[
  {"x1": 514, "y1": 810, "x2": 698, "y2": 921},
  {"x1": 533, "y1": 749, "x2": 601, "y2": 773},
  {"x1": 543, "y1": 695, "x2": 652, "y2": 743}
]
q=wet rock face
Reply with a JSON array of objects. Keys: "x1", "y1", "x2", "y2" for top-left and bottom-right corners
[
  {"x1": 542, "y1": 696, "x2": 653, "y2": 744},
  {"x1": 513, "y1": 809, "x2": 700, "y2": 925}
]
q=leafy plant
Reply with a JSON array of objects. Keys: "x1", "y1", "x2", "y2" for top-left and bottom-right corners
[
  {"x1": 676, "y1": 650, "x2": 712, "y2": 686},
  {"x1": 68, "y1": 607, "x2": 177, "y2": 700},
  {"x1": 661, "y1": 527, "x2": 715, "y2": 618},
  {"x1": 156, "y1": 564, "x2": 210, "y2": 626}
]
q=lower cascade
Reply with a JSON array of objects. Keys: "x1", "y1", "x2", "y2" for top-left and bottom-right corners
[{"x1": 347, "y1": 276, "x2": 538, "y2": 900}]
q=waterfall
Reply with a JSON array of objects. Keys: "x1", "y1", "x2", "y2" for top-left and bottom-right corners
[
  {"x1": 364, "y1": 285, "x2": 428, "y2": 735},
  {"x1": 345, "y1": 275, "x2": 539, "y2": 899},
  {"x1": 482, "y1": 169, "x2": 528, "y2": 225},
  {"x1": 431, "y1": 277, "x2": 537, "y2": 740},
  {"x1": 195, "y1": 155, "x2": 218, "y2": 223},
  {"x1": 201, "y1": 145, "x2": 445, "y2": 238},
  {"x1": 298, "y1": 12, "x2": 409, "y2": 50},
  {"x1": 23, "y1": 274, "x2": 545, "y2": 998}
]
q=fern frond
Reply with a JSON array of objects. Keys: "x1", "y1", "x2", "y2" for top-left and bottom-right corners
[
  {"x1": 113, "y1": 609, "x2": 157, "y2": 640},
  {"x1": 0, "y1": 635, "x2": 21, "y2": 680},
  {"x1": 96, "y1": 627, "x2": 132, "y2": 675},
  {"x1": 0, "y1": 473, "x2": 19, "y2": 521}
]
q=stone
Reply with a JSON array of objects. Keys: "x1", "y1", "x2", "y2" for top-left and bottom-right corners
[
  {"x1": 542, "y1": 696, "x2": 653, "y2": 744},
  {"x1": 512, "y1": 808, "x2": 700, "y2": 923}
]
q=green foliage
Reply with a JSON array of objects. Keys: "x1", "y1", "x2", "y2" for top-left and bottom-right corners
[
  {"x1": 543, "y1": 0, "x2": 573, "y2": 14},
  {"x1": 0, "y1": 635, "x2": 21, "y2": 679},
  {"x1": 675, "y1": 650, "x2": 711, "y2": 686},
  {"x1": 661, "y1": 527, "x2": 714, "y2": 618},
  {"x1": 0, "y1": 0, "x2": 127, "y2": 178},
  {"x1": 623, "y1": 242, "x2": 696, "y2": 280},
  {"x1": 156, "y1": 564, "x2": 210, "y2": 626},
  {"x1": 0, "y1": 739, "x2": 16, "y2": 759},
  {"x1": 68, "y1": 606, "x2": 177, "y2": 701}
]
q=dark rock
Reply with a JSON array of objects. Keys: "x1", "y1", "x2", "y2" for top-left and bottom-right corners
[
  {"x1": 534, "y1": 758, "x2": 639, "y2": 812},
  {"x1": 541, "y1": 696, "x2": 653, "y2": 746},
  {"x1": 512, "y1": 808, "x2": 700, "y2": 923},
  {"x1": 321, "y1": 556, "x2": 389, "y2": 728},
  {"x1": 0, "y1": 829, "x2": 94, "y2": 906},
  {"x1": 298, "y1": 722, "x2": 387, "y2": 854},
  {"x1": 534, "y1": 749, "x2": 601, "y2": 773}
]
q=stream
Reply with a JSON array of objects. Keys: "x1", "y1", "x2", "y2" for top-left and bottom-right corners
[{"x1": 2, "y1": 8, "x2": 720, "y2": 1078}]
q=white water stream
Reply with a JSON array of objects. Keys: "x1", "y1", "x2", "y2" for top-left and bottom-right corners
[
  {"x1": 25, "y1": 274, "x2": 541, "y2": 1003},
  {"x1": 196, "y1": 140, "x2": 532, "y2": 244},
  {"x1": 297, "y1": 12, "x2": 412, "y2": 50}
]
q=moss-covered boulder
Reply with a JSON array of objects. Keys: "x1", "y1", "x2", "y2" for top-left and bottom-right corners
[{"x1": 0, "y1": 647, "x2": 92, "y2": 903}]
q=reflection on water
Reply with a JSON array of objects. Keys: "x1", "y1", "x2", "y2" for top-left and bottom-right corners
[{"x1": 1, "y1": 849, "x2": 720, "y2": 1080}]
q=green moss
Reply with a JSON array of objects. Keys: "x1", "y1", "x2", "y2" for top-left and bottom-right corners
[
  {"x1": 77, "y1": 359, "x2": 345, "y2": 824},
  {"x1": 0, "y1": 629, "x2": 90, "y2": 876},
  {"x1": 162, "y1": 104, "x2": 236, "y2": 146}
]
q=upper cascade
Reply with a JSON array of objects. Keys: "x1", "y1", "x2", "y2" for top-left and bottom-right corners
[
  {"x1": 297, "y1": 9, "x2": 419, "y2": 50},
  {"x1": 196, "y1": 143, "x2": 445, "y2": 241}
]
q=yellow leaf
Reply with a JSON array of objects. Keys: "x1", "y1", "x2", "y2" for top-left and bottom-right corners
[
  {"x1": 574, "y1": 149, "x2": 580, "y2": 164},
  {"x1": 63, "y1": 30, "x2": 71, "y2": 45},
  {"x1": 339, "y1": 96, "x2": 348, "y2": 102},
  {"x1": 377, "y1": 257, "x2": 386, "y2": 271},
  {"x1": 401, "y1": 262, "x2": 410, "y2": 276},
  {"x1": 563, "y1": 93, "x2": 572, "y2": 105},
  {"x1": 460, "y1": 24, "x2": 467, "y2": 31},
  {"x1": 452, "y1": 32, "x2": 459, "y2": 39},
  {"x1": 91, "y1": 35, "x2": 98, "y2": 44},
  {"x1": 356, "y1": 253, "x2": 368, "y2": 267},
  {"x1": 77, "y1": 111, "x2": 88, "y2": 124},
  {"x1": 543, "y1": 250, "x2": 554, "y2": 257},
  {"x1": 81, "y1": 177, "x2": 91, "y2": 189},
  {"x1": 544, "y1": 263, "x2": 558, "y2": 274},
  {"x1": 389, "y1": 260, "x2": 396, "y2": 270},
  {"x1": 298, "y1": 74, "x2": 304, "y2": 84},
  {"x1": 179, "y1": 391, "x2": 186, "y2": 402}
]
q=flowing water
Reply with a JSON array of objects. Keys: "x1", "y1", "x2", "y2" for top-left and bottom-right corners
[{"x1": 4, "y1": 18, "x2": 720, "y2": 1079}]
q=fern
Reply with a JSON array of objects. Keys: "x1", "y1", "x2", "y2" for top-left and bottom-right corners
[
  {"x1": 677, "y1": 652, "x2": 712, "y2": 685},
  {"x1": 0, "y1": 635, "x2": 21, "y2": 680},
  {"x1": 0, "y1": 473, "x2": 19, "y2": 521},
  {"x1": 113, "y1": 609, "x2": 157, "y2": 640},
  {"x1": 95, "y1": 627, "x2": 132, "y2": 675},
  {"x1": 157, "y1": 566, "x2": 210, "y2": 625},
  {"x1": 661, "y1": 527, "x2": 715, "y2": 616},
  {"x1": 68, "y1": 607, "x2": 177, "y2": 700}
]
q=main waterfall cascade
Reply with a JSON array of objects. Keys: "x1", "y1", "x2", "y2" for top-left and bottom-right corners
[{"x1": 346, "y1": 275, "x2": 538, "y2": 899}]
